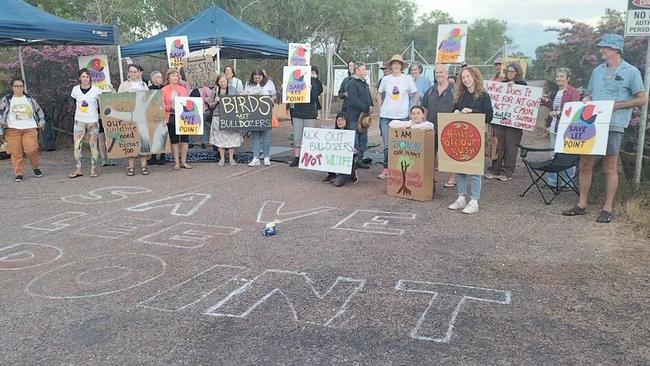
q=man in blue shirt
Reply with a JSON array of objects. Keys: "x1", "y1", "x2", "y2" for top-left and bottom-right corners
[{"x1": 563, "y1": 34, "x2": 646, "y2": 223}]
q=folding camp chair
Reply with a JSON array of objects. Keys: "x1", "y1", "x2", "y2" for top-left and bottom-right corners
[{"x1": 517, "y1": 144, "x2": 580, "y2": 205}]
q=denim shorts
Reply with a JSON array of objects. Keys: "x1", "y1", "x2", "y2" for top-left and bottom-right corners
[{"x1": 606, "y1": 131, "x2": 623, "y2": 156}]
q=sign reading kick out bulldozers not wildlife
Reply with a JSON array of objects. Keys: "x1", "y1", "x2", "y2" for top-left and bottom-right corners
[
  {"x1": 387, "y1": 128, "x2": 435, "y2": 201},
  {"x1": 99, "y1": 91, "x2": 171, "y2": 159}
]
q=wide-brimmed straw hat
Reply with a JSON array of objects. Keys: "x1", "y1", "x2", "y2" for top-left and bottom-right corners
[{"x1": 386, "y1": 54, "x2": 407, "y2": 70}]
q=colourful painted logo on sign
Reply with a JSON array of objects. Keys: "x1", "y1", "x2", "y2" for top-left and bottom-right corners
[
  {"x1": 437, "y1": 27, "x2": 463, "y2": 63},
  {"x1": 562, "y1": 104, "x2": 597, "y2": 153},
  {"x1": 290, "y1": 45, "x2": 308, "y2": 66},
  {"x1": 180, "y1": 100, "x2": 200, "y2": 125},
  {"x1": 440, "y1": 121, "x2": 482, "y2": 161},
  {"x1": 169, "y1": 38, "x2": 187, "y2": 58},
  {"x1": 86, "y1": 58, "x2": 107, "y2": 86},
  {"x1": 287, "y1": 69, "x2": 307, "y2": 93}
]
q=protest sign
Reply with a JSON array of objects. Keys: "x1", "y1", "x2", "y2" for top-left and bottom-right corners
[
  {"x1": 298, "y1": 127, "x2": 355, "y2": 175},
  {"x1": 282, "y1": 66, "x2": 311, "y2": 104},
  {"x1": 174, "y1": 97, "x2": 204, "y2": 135},
  {"x1": 165, "y1": 36, "x2": 189, "y2": 68},
  {"x1": 436, "y1": 24, "x2": 468, "y2": 64},
  {"x1": 387, "y1": 128, "x2": 435, "y2": 201},
  {"x1": 77, "y1": 55, "x2": 112, "y2": 92},
  {"x1": 485, "y1": 80, "x2": 543, "y2": 131},
  {"x1": 99, "y1": 91, "x2": 170, "y2": 159},
  {"x1": 554, "y1": 101, "x2": 614, "y2": 155},
  {"x1": 217, "y1": 95, "x2": 273, "y2": 131},
  {"x1": 437, "y1": 113, "x2": 486, "y2": 175},
  {"x1": 500, "y1": 58, "x2": 529, "y2": 79},
  {"x1": 333, "y1": 69, "x2": 348, "y2": 94},
  {"x1": 182, "y1": 47, "x2": 218, "y2": 89},
  {"x1": 288, "y1": 43, "x2": 311, "y2": 66}
]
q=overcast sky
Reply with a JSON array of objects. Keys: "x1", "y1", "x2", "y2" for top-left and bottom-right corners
[{"x1": 415, "y1": 0, "x2": 627, "y2": 57}]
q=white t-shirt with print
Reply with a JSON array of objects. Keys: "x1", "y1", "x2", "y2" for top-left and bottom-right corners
[
  {"x1": 378, "y1": 74, "x2": 417, "y2": 119},
  {"x1": 7, "y1": 96, "x2": 37, "y2": 129},
  {"x1": 71, "y1": 85, "x2": 102, "y2": 123}
]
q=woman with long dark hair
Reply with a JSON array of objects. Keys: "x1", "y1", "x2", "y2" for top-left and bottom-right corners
[
  {"x1": 69, "y1": 68, "x2": 102, "y2": 178},
  {"x1": 244, "y1": 67, "x2": 276, "y2": 167}
]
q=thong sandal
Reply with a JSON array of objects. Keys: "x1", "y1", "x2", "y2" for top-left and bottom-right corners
[
  {"x1": 141, "y1": 167, "x2": 150, "y2": 175},
  {"x1": 562, "y1": 205, "x2": 587, "y2": 216},
  {"x1": 90, "y1": 169, "x2": 98, "y2": 178},
  {"x1": 596, "y1": 210, "x2": 612, "y2": 223},
  {"x1": 69, "y1": 171, "x2": 83, "y2": 178},
  {"x1": 126, "y1": 167, "x2": 135, "y2": 176},
  {"x1": 180, "y1": 162, "x2": 192, "y2": 169}
]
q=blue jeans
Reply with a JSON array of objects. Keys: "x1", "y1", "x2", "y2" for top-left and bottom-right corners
[
  {"x1": 380, "y1": 116, "x2": 408, "y2": 168},
  {"x1": 547, "y1": 133, "x2": 576, "y2": 187},
  {"x1": 349, "y1": 121, "x2": 367, "y2": 160},
  {"x1": 251, "y1": 130, "x2": 271, "y2": 158},
  {"x1": 457, "y1": 174, "x2": 482, "y2": 200}
]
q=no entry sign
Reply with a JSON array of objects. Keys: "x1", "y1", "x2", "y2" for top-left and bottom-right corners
[{"x1": 626, "y1": 0, "x2": 650, "y2": 36}]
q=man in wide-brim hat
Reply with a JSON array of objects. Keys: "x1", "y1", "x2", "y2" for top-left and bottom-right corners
[
  {"x1": 376, "y1": 54, "x2": 418, "y2": 179},
  {"x1": 562, "y1": 33, "x2": 646, "y2": 223}
]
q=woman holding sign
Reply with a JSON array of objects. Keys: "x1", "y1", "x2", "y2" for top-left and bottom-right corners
[
  {"x1": 118, "y1": 64, "x2": 150, "y2": 176},
  {"x1": 209, "y1": 73, "x2": 242, "y2": 166},
  {"x1": 289, "y1": 65, "x2": 323, "y2": 167},
  {"x1": 448, "y1": 67, "x2": 493, "y2": 214},
  {"x1": 485, "y1": 62, "x2": 527, "y2": 181},
  {"x1": 162, "y1": 68, "x2": 191, "y2": 170},
  {"x1": 69, "y1": 68, "x2": 102, "y2": 178},
  {"x1": 244, "y1": 68, "x2": 277, "y2": 167}
]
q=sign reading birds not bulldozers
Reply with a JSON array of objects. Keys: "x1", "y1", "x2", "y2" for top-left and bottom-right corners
[{"x1": 387, "y1": 128, "x2": 435, "y2": 201}]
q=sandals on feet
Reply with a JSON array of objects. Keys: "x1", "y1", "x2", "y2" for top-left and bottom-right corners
[
  {"x1": 69, "y1": 171, "x2": 83, "y2": 178},
  {"x1": 126, "y1": 167, "x2": 135, "y2": 176},
  {"x1": 562, "y1": 205, "x2": 587, "y2": 216},
  {"x1": 141, "y1": 167, "x2": 150, "y2": 175},
  {"x1": 90, "y1": 169, "x2": 98, "y2": 178},
  {"x1": 596, "y1": 210, "x2": 612, "y2": 223},
  {"x1": 443, "y1": 181, "x2": 456, "y2": 188},
  {"x1": 180, "y1": 162, "x2": 192, "y2": 169}
]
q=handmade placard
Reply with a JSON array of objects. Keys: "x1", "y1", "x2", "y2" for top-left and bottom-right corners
[
  {"x1": 174, "y1": 97, "x2": 204, "y2": 135},
  {"x1": 77, "y1": 54, "x2": 112, "y2": 91},
  {"x1": 217, "y1": 95, "x2": 273, "y2": 131},
  {"x1": 99, "y1": 91, "x2": 170, "y2": 159},
  {"x1": 485, "y1": 80, "x2": 542, "y2": 131},
  {"x1": 298, "y1": 127, "x2": 356, "y2": 175},
  {"x1": 288, "y1": 43, "x2": 311, "y2": 66},
  {"x1": 554, "y1": 101, "x2": 614, "y2": 155},
  {"x1": 387, "y1": 128, "x2": 435, "y2": 201},
  {"x1": 282, "y1": 66, "x2": 311, "y2": 104},
  {"x1": 182, "y1": 47, "x2": 218, "y2": 89},
  {"x1": 436, "y1": 24, "x2": 468, "y2": 64},
  {"x1": 437, "y1": 113, "x2": 486, "y2": 175},
  {"x1": 165, "y1": 35, "x2": 189, "y2": 68}
]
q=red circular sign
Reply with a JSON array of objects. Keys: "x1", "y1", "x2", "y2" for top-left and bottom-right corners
[{"x1": 440, "y1": 121, "x2": 482, "y2": 162}]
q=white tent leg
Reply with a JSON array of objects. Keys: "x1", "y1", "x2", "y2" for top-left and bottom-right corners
[
  {"x1": 216, "y1": 47, "x2": 221, "y2": 73},
  {"x1": 117, "y1": 45, "x2": 124, "y2": 84},
  {"x1": 18, "y1": 46, "x2": 27, "y2": 91}
]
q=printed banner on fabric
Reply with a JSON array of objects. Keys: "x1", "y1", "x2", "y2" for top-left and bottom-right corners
[
  {"x1": 165, "y1": 36, "x2": 189, "y2": 68},
  {"x1": 288, "y1": 43, "x2": 311, "y2": 66},
  {"x1": 282, "y1": 66, "x2": 312, "y2": 104},
  {"x1": 174, "y1": 97, "x2": 204, "y2": 135},
  {"x1": 437, "y1": 113, "x2": 486, "y2": 175},
  {"x1": 77, "y1": 55, "x2": 113, "y2": 92},
  {"x1": 435, "y1": 24, "x2": 468, "y2": 64},
  {"x1": 554, "y1": 101, "x2": 614, "y2": 155},
  {"x1": 485, "y1": 80, "x2": 542, "y2": 131},
  {"x1": 299, "y1": 127, "x2": 356, "y2": 175},
  {"x1": 99, "y1": 91, "x2": 170, "y2": 159},
  {"x1": 217, "y1": 95, "x2": 273, "y2": 131}
]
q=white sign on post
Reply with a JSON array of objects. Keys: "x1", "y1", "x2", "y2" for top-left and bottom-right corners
[
  {"x1": 626, "y1": 0, "x2": 650, "y2": 36},
  {"x1": 484, "y1": 80, "x2": 543, "y2": 131},
  {"x1": 299, "y1": 127, "x2": 356, "y2": 174}
]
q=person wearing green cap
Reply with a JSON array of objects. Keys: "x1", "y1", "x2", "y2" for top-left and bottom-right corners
[{"x1": 562, "y1": 33, "x2": 647, "y2": 223}]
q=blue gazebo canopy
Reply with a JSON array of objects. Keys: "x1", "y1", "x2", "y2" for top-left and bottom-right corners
[
  {"x1": 0, "y1": 0, "x2": 118, "y2": 46},
  {"x1": 121, "y1": 5, "x2": 287, "y2": 59}
]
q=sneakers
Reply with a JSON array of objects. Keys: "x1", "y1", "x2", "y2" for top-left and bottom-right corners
[
  {"x1": 323, "y1": 173, "x2": 337, "y2": 183},
  {"x1": 263, "y1": 157, "x2": 271, "y2": 166},
  {"x1": 248, "y1": 158, "x2": 261, "y2": 167},
  {"x1": 462, "y1": 199, "x2": 479, "y2": 214},
  {"x1": 377, "y1": 168, "x2": 389, "y2": 179},
  {"x1": 448, "y1": 196, "x2": 467, "y2": 210},
  {"x1": 33, "y1": 169, "x2": 43, "y2": 178},
  {"x1": 484, "y1": 172, "x2": 498, "y2": 179},
  {"x1": 289, "y1": 157, "x2": 299, "y2": 167},
  {"x1": 497, "y1": 175, "x2": 512, "y2": 181},
  {"x1": 14, "y1": 175, "x2": 23, "y2": 182}
]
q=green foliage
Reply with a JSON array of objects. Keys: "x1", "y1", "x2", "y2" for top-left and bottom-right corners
[{"x1": 466, "y1": 19, "x2": 512, "y2": 65}]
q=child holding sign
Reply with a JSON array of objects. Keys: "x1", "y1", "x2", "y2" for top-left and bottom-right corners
[{"x1": 330, "y1": 113, "x2": 359, "y2": 186}]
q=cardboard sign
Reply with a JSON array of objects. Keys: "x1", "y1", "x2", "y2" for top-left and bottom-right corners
[
  {"x1": 174, "y1": 97, "x2": 204, "y2": 135},
  {"x1": 298, "y1": 127, "x2": 355, "y2": 174},
  {"x1": 217, "y1": 95, "x2": 273, "y2": 131},
  {"x1": 165, "y1": 36, "x2": 189, "y2": 68},
  {"x1": 554, "y1": 101, "x2": 614, "y2": 155},
  {"x1": 77, "y1": 54, "x2": 112, "y2": 92},
  {"x1": 485, "y1": 80, "x2": 542, "y2": 131},
  {"x1": 182, "y1": 47, "x2": 218, "y2": 89},
  {"x1": 437, "y1": 113, "x2": 486, "y2": 175},
  {"x1": 333, "y1": 69, "x2": 349, "y2": 94},
  {"x1": 288, "y1": 43, "x2": 311, "y2": 66},
  {"x1": 282, "y1": 66, "x2": 311, "y2": 104},
  {"x1": 436, "y1": 24, "x2": 468, "y2": 64},
  {"x1": 99, "y1": 91, "x2": 170, "y2": 159},
  {"x1": 500, "y1": 58, "x2": 528, "y2": 79},
  {"x1": 387, "y1": 128, "x2": 435, "y2": 201}
]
